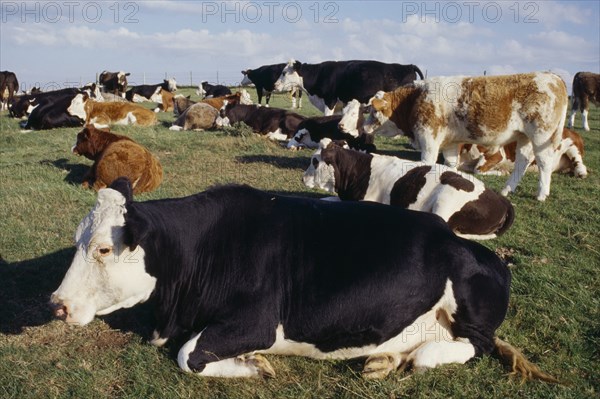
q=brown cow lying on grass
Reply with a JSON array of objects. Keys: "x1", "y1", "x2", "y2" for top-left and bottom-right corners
[
  {"x1": 68, "y1": 93, "x2": 158, "y2": 128},
  {"x1": 72, "y1": 125, "x2": 163, "y2": 194}
]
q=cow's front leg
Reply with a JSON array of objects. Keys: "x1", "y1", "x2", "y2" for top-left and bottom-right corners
[
  {"x1": 177, "y1": 325, "x2": 276, "y2": 378},
  {"x1": 362, "y1": 352, "x2": 403, "y2": 379},
  {"x1": 418, "y1": 134, "x2": 441, "y2": 165},
  {"x1": 442, "y1": 145, "x2": 459, "y2": 169}
]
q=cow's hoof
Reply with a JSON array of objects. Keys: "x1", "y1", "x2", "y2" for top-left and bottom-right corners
[
  {"x1": 245, "y1": 354, "x2": 276, "y2": 378},
  {"x1": 362, "y1": 353, "x2": 398, "y2": 380},
  {"x1": 500, "y1": 187, "x2": 511, "y2": 197},
  {"x1": 536, "y1": 194, "x2": 547, "y2": 202}
]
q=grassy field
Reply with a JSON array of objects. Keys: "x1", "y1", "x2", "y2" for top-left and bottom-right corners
[{"x1": 0, "y1": 87, "x2": 598, "y2": 399}]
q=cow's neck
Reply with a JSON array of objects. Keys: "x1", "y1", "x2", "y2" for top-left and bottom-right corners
[
  {"x1": 332, "y1": 150, "x2": 373, "y2": 201},
  {"x1": 389, "y1": 86, "x2": 420, "y2": 140}
]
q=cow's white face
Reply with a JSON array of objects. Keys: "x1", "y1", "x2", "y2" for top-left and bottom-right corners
[
  {"x1": 339, "y1": 99, "x2": 362, "y2": 137},
  {"x1": 51, "y1": 188, "x2": 156, "y2": 326},
  {"x1": 363, "y1": 96, "x2": 402, "y2": 137},
  {"x1": 196, "y1": 83, "x2": 206, "y2": 97},
  {"x1": 303, "y1": 145, "x2": 336, "y2": 192},
  {"x1": 240, "y1": 89, "x2": 253, "y2": 105},
  {"x1": 167, "y1": 78, "x2": 177, "y2": 92},
  {"x1": 274, "y1": 61, "x2": 302, "y2": 92},
  {"x1": 240, "y1": 73, "x2": 253, "y2": 86},
  {"x1": 67, "y1": 94, "x2": 88, "y2": 120},
  {"x1": 287, "y1": 128, "x2": 318, "y2": 150}
]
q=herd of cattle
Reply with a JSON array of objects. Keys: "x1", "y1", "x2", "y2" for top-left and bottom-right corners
[{"x1": 2, "y1": 62, "x2": 598, "y2": 382}]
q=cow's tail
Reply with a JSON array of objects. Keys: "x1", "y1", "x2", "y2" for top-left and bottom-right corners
[
  {"x1": 495, "y1": 195, "x2": 515, "y2": 237},
  {"x1": 413, "y1": 65, "x2": 425, "y2": 80},
  {"x1": 493, "y1": 337, "x2": 560, "y2": 384}
]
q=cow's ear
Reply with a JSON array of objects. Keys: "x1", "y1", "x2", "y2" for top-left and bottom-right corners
[
  {"x1": 371, "y1": 98, "x2": 387, "y2": 111},
  {"x1": 125, "y1": 73, "x2": 131, "y2": 76},
  {"x1": 123, "y1": 206, "x2": 149, "y2": 251},
  {"x1": 186, "y1": 95, "x2": 191, "y2": 99},
  {"x1": 109, "y1": 177, "x2": 133, "y2": 204}
]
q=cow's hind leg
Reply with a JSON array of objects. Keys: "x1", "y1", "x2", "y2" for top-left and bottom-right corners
[
  {"x1": 501, "y1": 137, "x2": 534, "y2": 197},
  {"x1": 362, "y1": 352, "x2": 403, "y2": 379},
  {"x1": 405, "y1": 340, "x2": 476, "y2": 372}
]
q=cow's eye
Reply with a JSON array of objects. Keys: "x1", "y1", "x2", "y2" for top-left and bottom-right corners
[{"x1": 97, "y1": 245, "x2": 113, "y2": 257}]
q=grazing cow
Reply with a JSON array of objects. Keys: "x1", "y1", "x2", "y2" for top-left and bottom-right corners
[
  {"x1": 287, "y1": 114, "x2": 375, "y2": 152},
  {"x1": 304, "y1": 139, "x2": 514, "y2": 240},
  {"x1": 273, "y1": 59, "x2": 424, "y2": 115},
  {"x1": 99, "y1": 71, "x2": 130, "y2": 97},
  {"x1": 71, "y1": 125, "x2": 162, "y2": 193},
  {"x1": 67, "y1": 94, "x2": 158, "y2": 128},
  {"x1": 169, "y1": 103, "x2": 220, "y2": 131},
  {"x1": 19, "y1": 85, "x2": 102, "y2": 130},
  {"x1": 568, "y1": 72, "x2": 600, "y2": 131},
  {"x1": 50, "y1": 178, "x2": 557, "y2": 383},
  {"x1": 458, "y1": 128, "x2": 588, "y2": 178},
  {"x1": 241, "y1": 64, "x2": 303, "y2": 108},
  {"x1": 197, "y1": 81, "x2": 232, "y2": 98},
  {"x1": 0, "y1": 71, "x2": 19, "y2": 111},
  {"x1": 126, "y1": 79, "x2": 177, "y2": 103},
  {"x1": 154, "y1": 89, "x2": 175, "y2": 113},
  {"x1": 364, "y1": 72, "x2": 569, "y2": 201},
  {"x1": 220, "y1": 103, "x2": 305, "y2": 140}
]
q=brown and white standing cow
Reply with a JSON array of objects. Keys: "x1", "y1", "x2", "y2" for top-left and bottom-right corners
[
  {"x1": 568, "y1": 72, "x2": 599, "y2": 132},
  {"x1": 364, "y1": 72, "x2": 568, "y2": 201},
  {"x1": 0, "y1": 71, "x2": 19, "y2": 111}
]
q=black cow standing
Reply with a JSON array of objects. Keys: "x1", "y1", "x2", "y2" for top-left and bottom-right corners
[{"x1": 241, "y1": 63, "x2": 303, "y2": 108}]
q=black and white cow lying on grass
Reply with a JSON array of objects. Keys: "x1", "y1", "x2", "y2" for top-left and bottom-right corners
[
  {"x1": 50, "y1": 178, "x2": 557, "y2": 382},
  {"x1": 219, "y1": 103, "x2": 305, "y2": 141},
  {"x1": 304, "y1": 139, "x2": 515, "y2": 240},
  {"x1": 125, "y1": 78, "x2": 177, "y2": 103},
  {"x1": 197, "y1": 81, "x2": 231, "y2": 98},
  {"x1": 287, "y1": 101, "x2": 375, "y2": 152}
]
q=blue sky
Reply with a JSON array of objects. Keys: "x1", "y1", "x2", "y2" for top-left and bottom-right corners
[{"x1": 1, "y1": 1, "x2": 598, "y2": 92}]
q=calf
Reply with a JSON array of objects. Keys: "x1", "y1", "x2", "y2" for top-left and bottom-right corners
[
  {"x1": 126, "y1": 79, "x2": 177, "y2": 103},
  {"x1": 169, "y1": 103, "x2": 220, "y2": 131},
  {"x1": 51, "y1": 178, "x2": 555, "y2": 382},
  {"x1": 71, "y1": 125, "x2": 162, "y2": 193},
  {"x1": 458, "y1": 128, "x2": 588, "y2": 178},
  {"x1": 173, "y1": 95, "x2": 196, "y2": 116},
  {"x1": 99, "y1": 71, "x2": 130, "y2": 97},
  {"x1": 364, "y1": 72, "x2": 569, "y2": 201},
  {"x1": 0, "y1": 71, "x2": 19, "y2": 111},
  {"x1": 568, "y1": 72, "x2": 599, "y2": 131},
  {"x1": 305, "y1": 139, "x2": 514, "y2": 240},
  {"x1": 241, "y1": 64, "x2": 303, "y2": 108},
  {"x1": 287, "y1": 113, "x2": 375, "y2": 152},
  {"x1": 67, "y1": 94, "x2": 158, "y2": 128},
  {"x1": 220, "y1": 103, "x2": 305, "y2": 141},
  {"x1": 197, "y1": 81, "x2": 231, "y2": 98}
]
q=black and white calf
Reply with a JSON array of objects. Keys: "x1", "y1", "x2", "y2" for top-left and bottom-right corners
[
  {"x1": 126, "y1": 78, "x2": 177, "y2": 103},
  {"x1": 50, "y1": 179, "x2": 554, "y2": 381},
  {"x1": 274, "y1": 59, "x2": 424, "y2": 115},
  {"x1": 287, "y1": 112, "x2": 375, "y2": 152},
  {"x1": 241, "y1": 64, "x2": 303, "y2": 108},
  {"x1": 304, "y1": 139, "x2": 515, "y2": 240},
  {"x1": 197, "y1": 81, "x2": 231, "y2": 98},
  {"x1": 98, "y1": 71, "x2": 130, "y2": 97},
  {"x1": 220, "y1": 103, "x2": 305, "y2": 140}
]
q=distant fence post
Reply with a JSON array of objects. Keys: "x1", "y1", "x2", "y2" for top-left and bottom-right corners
[
  {"x1": 217, "y1": 71, "x2": 219, "y2": 85},
  {"x1": 143, "y1": 72, "x2": 146, "y2": 85},
  {"x1": 95, "y1": 72, "x2": 99, "y2": 85},
  {"x1": 190, "y1": 71, "x2": 193, "y2": 87}
]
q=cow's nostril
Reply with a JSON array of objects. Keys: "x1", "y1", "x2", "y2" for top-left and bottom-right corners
[{"x1": 49, "y1": 300, "x2": 68, "y2": 320}]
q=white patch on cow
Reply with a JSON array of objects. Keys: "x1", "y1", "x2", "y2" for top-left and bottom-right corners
[
  {"x1": 240, "y1": 89, "x2": 253, "y2": 105},
  {"x1": 132, "y1": 94, "x2": 146, "y2": 103},
  {"x1": 266, "y1": 128, "x2": 288, "y2": 141},
  {"x1": 150, "y1": 330, "x2": 169, "y2": 347},
  {"x1": 51, "y1": 188, "x2": 156, "y2": 326},
  {"x1": 196, "y1": 83, "x2": 206, "y2": 97},
  {"x1": 169, "y1": 125, "x2": 184, "y2": 131},
  {"x1": 150, "y1": 87, "x2": 163, "y2": 103},
  {"x1": 260, "y1": 280, "x2": 467, "y2": 366},
  {"x1": 178, "y1": 330, "x2": 203, "y2": 372},
  {"x1": 305, "y1": 94, "x2": 326, "y2": 114},
  {"x1": 27, "y1": 103, "x2": 38, "y2": 115},
  {"x1": 113, "y1": 112, "x2": 138, "y2": 126},
  {"x1": 567, "y1": 108, "x2": 577, "y2": 129},
  {"x1": 216, "y1": 116, "x2": 229, "y2": 127},
  {"x1": 582, "y1": 110, "x2": 590, "y2": 131},
  {"x1": 288, "y1": 128, "x2": 318, "y2": 149},
  {"x1": 274, "y1": 59, "x2": 303, "y2": 93},
  {"x1": 67, "y1": 94, "x2": 87, "y2": 120},
  {"x1": 338, "y1": 99, "x2": 361, "y2": 137},
  {"x1": 240, "y1": 74, "x2": 252, "y2": 86}
]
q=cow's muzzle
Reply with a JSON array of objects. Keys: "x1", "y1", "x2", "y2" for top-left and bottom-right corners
[{"x1": 49, "y1": 297, "x2": 68, "y2": 321}]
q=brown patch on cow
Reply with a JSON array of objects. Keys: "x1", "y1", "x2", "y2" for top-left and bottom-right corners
[
  {"x1": 563, "y1": 127, "x2": 585, "y2": 156},
  {"x1": 156, "y1": 89, "x2": 174, "y2": 112},
  {"x1": 84, "y1": 100, "x2": 157, "y2": 127},
  {"x1": 572, "y1": 72, "x2": 600, "y2": 110},
  {"x1": 73, "y1": 125, "x2": 162, "y2": 194},
  {"x1": 478, "y1": 148, "x2": 505, "y2": 173},
  {"x1": 201, "y1": 92, "x2": 244, "y2": 110},
  {"x1": 389, "y1": 166, "x2": 432, "y2": 208},
  {"x1": 173, "y1": 95, "x2": 196, "y2": 116},
  {"x1": 377, "y1": 86, "x2": 423, "y2": 140},
  {"x1": 447, "y1": 189, "x2": 515, "y2": 236},
  {"x1": 173, "y1": 102, "x2": 219, "y2": 131},
  {"x1": 440, "y1": 171, "x2": 475, "y2": 192}
]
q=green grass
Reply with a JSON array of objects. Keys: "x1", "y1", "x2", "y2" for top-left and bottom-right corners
[{"x1": 0, "y1": 88, "x2": 598, "y2": 398}]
